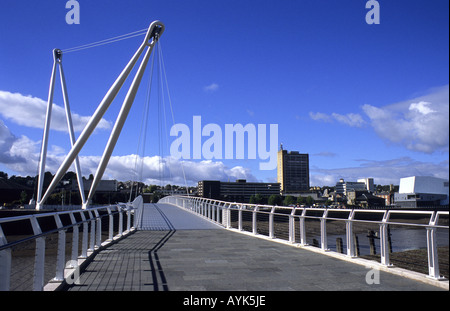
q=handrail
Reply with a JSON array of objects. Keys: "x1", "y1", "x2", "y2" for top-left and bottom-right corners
[
  {"x1": 160, "y1": 195, "x2": 449, "y2": 281},
  {"x1": 0, "y1": 196, "x2": 143, "y2": 291}
]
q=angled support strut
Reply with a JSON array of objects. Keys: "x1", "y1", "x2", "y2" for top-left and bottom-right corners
[
  {"x1": 36, "y1": 49, "x2": 86, "y2": 210},
  {"x1": 37, "y1": 21, "x2": 164, "y2": 209}
]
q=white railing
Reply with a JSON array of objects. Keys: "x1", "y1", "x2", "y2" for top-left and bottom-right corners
[
  {"x1": 160, "y1": 195, "x2": 449, "y2": 281},
  {"x1": 0, "y1": 196, "x2": 143, "y2": 291}
]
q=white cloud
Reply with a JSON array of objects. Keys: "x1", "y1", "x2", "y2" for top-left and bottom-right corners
[
  {"x1": 309, "y1": 112, "x2": 332, "y2": 122},
  {"x1": 203, "y1": 83, "x2": 219, "y2": 92},
  {"x1": 362, "y1": 85, "x2": 449, "y2": 153},
  {"x1": 0, "y1": 90, "x2": 112, "y2": 132},
  {"x1": 331, "y1": 112, "x2": 365, "y2": 127},
  {"x1": 310, "y1": 157, "x2": 449, "y2": 186},
  {"x1": 1, "y1": 123, "x2": 257, "y2": 186},
  {"x1": 313, "y1": 151, "x2": 337, "y2": 158},
  {"x1": 409, "y1": 101, "x2": 436, "y2": 115},
  {"x1": 82, "y1": 156, "x2": 256, "y2": 186},
  {"x1": 0, "y1": 120, "x2": 27, "y2": 164},
  {"x1": 309, "y1": 111, "x2": 365, "y2": 127},
  {"x1": 309, "y1": 85, "x2": 449, "y2": 154}
]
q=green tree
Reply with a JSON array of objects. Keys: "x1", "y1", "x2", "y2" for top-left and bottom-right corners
[
  {"x1": 297, "y1": 196, "x2": 305, "y2": 205},
  {"x1": 283, "y1": 195, "x2": 295, "y2": 206},
  {"x1": 305, "y1": 196, "x2": 314, "y2": 206},
  {"x1": 19, "y1": 190, "x2": 28, "y2": 205},
  {"x1": 268, "y1": 194, "x2": 281, "y2": 206},
  {"x1": 249, "y1": 193, "x2": 263, "y2": 204}
]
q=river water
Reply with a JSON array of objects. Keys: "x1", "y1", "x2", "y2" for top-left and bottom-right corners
[{"x1": 323, "y1": 227, "x2": 449, "y2": 255}]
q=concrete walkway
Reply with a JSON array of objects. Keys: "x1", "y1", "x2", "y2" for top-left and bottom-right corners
[{"x1": 65, "y1": 203, "x2": 444, "y2": 291}]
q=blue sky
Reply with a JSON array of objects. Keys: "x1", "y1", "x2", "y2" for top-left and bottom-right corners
[{"x1": 0, "y1": 0, "x2": 448, "y2": 187}]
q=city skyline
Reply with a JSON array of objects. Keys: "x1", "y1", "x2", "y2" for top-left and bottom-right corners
[{"x1": 0, "y1": 0, "x2": 448, "y2": 188}]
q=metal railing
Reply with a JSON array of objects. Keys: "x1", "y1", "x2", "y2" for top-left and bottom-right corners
[
  {"x1": 160, "y1": 195, "x2": 449, "y2": 281},
  {"x1": 0, "y1": 196, "x2": 143, "y2": 291}
]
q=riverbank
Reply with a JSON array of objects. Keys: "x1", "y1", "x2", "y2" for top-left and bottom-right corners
[{"x1": 361, "y1": 246, "x2": 449, "y2": 279}]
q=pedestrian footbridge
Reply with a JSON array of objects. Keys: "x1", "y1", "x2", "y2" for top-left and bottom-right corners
[{"x1": 0, "y1": 196, "x2": 448, "y2": 291}]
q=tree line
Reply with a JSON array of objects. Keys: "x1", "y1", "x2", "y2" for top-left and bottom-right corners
[{"x1": 249, "y1": 194, "x2": 319, "y2": 207}]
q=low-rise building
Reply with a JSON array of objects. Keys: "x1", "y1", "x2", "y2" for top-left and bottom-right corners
[
  {"x1": 394, "y1": 176, "x2": 449, "y2": 208},
  {"x1": 198, "y1": 180, "x2": 281, "y2": 202},
  {"x1": 335, "y1": 178, "x2": 374, "y2": 196}
]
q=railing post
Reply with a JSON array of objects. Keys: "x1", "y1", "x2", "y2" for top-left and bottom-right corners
[
  {"x1": 289, "y1": 208, "x2": 295, "y2": 243},
  {"x1": 127, "y1": 208, "x2": 131, "y2": 232},
  {"x1": 0, "y1": 225, "x2": 11, "y2": 291},
  {"x1": 320, "y1": 209, "x2": 329, "y2": 251},
  {"x1": 252, "y1": 206, "x2": 259, "y2": 235},
  {"x1": 224, "y1": 204, "x2": 231, "y2": 228},
  {"x1": 269, "y1": 207, "x2": 275, "y2": 239},
  {"x1": 207, "y1": 200, "x2": 212, "y2": 219},
  {"x1": 30, "y1": 217, "x2": 45, "y2": 291},
  {"x1": 380, "y1": 211, "x2": 391, "y2": 266},
  {"x1": 88, "y1": 210, "x2": 96, "y2": 252},
  {"x1": 346, "y1": 211, "x2": 356, "y2": 257},
  {"x1": 216, "y1": 203, "x2": 221, "y2": 224},
  {"x1": 69, "y1": 212, "x2": 80, "y2": 266},
  {"x1": 426, "y1": 212, "x2": 443, "y2": 279},
  {"x1": 95, "y1": 210, "x2": 102, "y2": 248},
  {"x1": 107, "y1": 207, "x2": 113, "y2": 241},
  {"x1": 426, "y1": 226, "x2": 441, "y2": 279},
  {"x1": 53, "y1": 214, "x2": 66, "y2": 282},
  {"x1": 238, "y1": 204, "x2": 243, "y2": 231},
  {"x1": 212, "y1": 202, "x2": 217, "y2": 222},
  {"x1": 299, "y1": 209, "x2": 306, "y2": 246},
  {"x1": 118, "y1": 207, "x2": 124, "y2": 236},
  {"x1": 80, "y1": 212, "x2": 89, "y2": 258}
]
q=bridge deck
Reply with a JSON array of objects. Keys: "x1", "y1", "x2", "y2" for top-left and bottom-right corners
[{"x1": 65, "y1": 203, "x2": 443, "y2": 291}]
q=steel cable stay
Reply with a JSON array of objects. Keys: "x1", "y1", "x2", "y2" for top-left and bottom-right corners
[
  {"x1": 131, "y1": 39, "x2": 190, "y2": 198},
  {"x1": 156, "y1": 40, "x2": 172, "y2": 191},
  {"x1": 157, "y1": 41, "x2": 190, "y2": 196},
  {"x1": 61, "y1": 28, "x2": 148, "y2": 54},
  {"x1": 129, "y1": 43, "x2": 157, "y2": 202}
]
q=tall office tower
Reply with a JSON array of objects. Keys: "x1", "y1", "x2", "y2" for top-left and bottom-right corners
[{"x1": 277, "y1": 145, "x2": 310, "y2": 193}]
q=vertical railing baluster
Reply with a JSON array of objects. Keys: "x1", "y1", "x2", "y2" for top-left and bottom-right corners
[
  {"x1": 346, "y1": 211, "x2": 356, "y2": 257},
  {"x1": 80, "y1": 212, "x2": 88, "y2": 258},
  {"x1": 380, "y1": 211, "x2": 390, "y2": 266},
  {"x1": 0, "y1": 225, "x2": 11, "y2": 291},
  {"x1": 269, "y1": 207, "x2": 275, "y2": 239},
  {"x1": 88, "y1": 210, "x2": 96, "y2": 252},
  {"x1": 30, "y1": 217, "x2": 45, "y2": 291},
  {"x1": 289, "y1": 208, "x2": 295, "y2": 243},
  {"x1": 299, "y1": 209, "x2": 306, "y2": 246},
  {"x1": 119, "y1": 207, "x2": 124, "y2": 236},
  {"x1": 69, "y1": 212, "x2": 79, "y2": 267},
  {"x1": 426, "y1": 212, "x2": 442, "y2": 279},
  {"x1": 53, "y1": 214, "x2": 66, "y2": 282},
  {"x1": 320, "y1": 209, "x2": 329, "y2": 251},
  {"x1": 127, "y1": 208, "x2": 131, "y2": 232},
  {"x1": 107, "y1": 207, "x2": 113, "y2": 241},
  {"x1": 253, "y1": 206, "x2": 258, "y2": 235},
  {"x1": 238, "y1": 205, "x2": 243, "y2": 231},
  {"x1": 95, "y1": 210, "x2": 102, "y2": 248}
]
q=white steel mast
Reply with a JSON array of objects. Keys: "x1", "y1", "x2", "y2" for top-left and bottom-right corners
[{"x1": 36, "y1": 20, "x2": 164, "y2": 210}]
